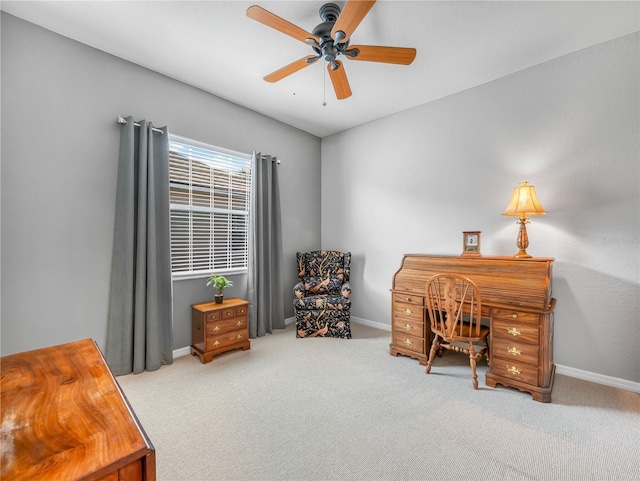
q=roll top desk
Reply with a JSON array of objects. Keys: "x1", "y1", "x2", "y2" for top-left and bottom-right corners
[{"x1": 390, "y1": 254, "x2": 556, "y2": 402}]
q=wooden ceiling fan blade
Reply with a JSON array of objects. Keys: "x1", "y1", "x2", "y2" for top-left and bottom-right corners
[
  {"x1": 264, "y1": 56, "x2": 319, "y2": 83},
  {"x1": 346, "y1": 45, "x2": 417, "y2": 65},
  {"x1": 247, "y1": 5, "x2": 318, "y2": 44},
  {"x1": 327, "y1": 61, "x2": 352, "y2": 100},
  {"x1": 331, "y1": 0, "x2": 376, "y2": 44}
]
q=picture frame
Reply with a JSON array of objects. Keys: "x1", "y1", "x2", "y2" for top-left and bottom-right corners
[{"x1": 462, "y1": 231, "x2": 482, "y2": 257}]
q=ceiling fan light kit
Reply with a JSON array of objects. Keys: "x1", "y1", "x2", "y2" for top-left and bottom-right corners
[{"x1": 247, "y1": 1, "x2": 416, "y2": 100}]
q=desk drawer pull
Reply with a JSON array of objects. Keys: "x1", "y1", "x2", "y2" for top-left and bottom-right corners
[
  {"x1": 403, "y1": 324, "x2": 414, "y2": 331},
  {"x1": 506, "y1": 327, "x2": 522, "y2": 337},
  {"x1": 507, "y1": 347, "x2": 522, "y2": 356},
  {"x1": 511, "y1": 313, "x2": 518, "y2": 319},
  {"x1": 506, "y1": 365, "x2": 522, "y2": 375},
  {"x1": 403, "y1": 338, "x2": 413, "y2": 346},
  {"x1": 404, "y1": 308, "x2": 413, "y2": 315},
  {"x1": 213, "y1": 326, "x2": 220, "y2": 332}
]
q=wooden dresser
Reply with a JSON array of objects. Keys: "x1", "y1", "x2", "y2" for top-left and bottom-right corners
[
  {"x1": 191, "y1": 298, "x2": 251, "y2": 364},
  {"x1": 1, "y1": 339, "x2": 155, "y2": 480},
  {"x1": 391, "y1": 254, "x2": 556, "y2": 402}
]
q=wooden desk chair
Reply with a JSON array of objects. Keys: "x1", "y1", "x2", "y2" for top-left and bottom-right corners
[{"x1": 425, "y1": 274, "x2": 490, "y2": 389}]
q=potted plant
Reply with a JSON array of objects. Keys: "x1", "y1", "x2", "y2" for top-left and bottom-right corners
[{"x1": 206, "y1": 273, "x2": 233, "y2": 304}]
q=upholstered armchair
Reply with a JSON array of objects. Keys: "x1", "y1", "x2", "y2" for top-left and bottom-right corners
[{"x1": 293, "y1": 251, "x2": 352, "y2": 338}]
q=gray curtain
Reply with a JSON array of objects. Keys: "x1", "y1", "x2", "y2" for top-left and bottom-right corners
[
  {"x1": 106, "y1": 116, "x2": 173, "y2": 375},
  {"x1": 247, "y1": 152, "x2": 284, "y2": 337}
]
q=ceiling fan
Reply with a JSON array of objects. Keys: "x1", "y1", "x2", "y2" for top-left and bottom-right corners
[{"x1": 246, "y1": 1, "x2": 416, "y2": 100}]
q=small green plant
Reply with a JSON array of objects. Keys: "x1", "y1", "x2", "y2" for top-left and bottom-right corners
[{"x1": 206, "y1": 273, "x2": 233, "y2": 295}]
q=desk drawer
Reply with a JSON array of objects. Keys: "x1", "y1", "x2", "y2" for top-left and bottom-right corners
[
  {"x1": 492, "y1": 308, "x2": 539, "y2": 325},
  {"x1": 393, "y1": 332, "x2": 423, "y2": 354},
  {"x1": 492, "y1": 337, "x2": 539, "y2": 366},
  {"x1": 393, "y1": 303, "x2": 423, "y2": 323},
  {"x1": 393, "y1": 293, "x2": 424, "y2": 306},
  {"x1": 492, "y1": 318, "x2": 539, "y2": 345},
  {"x1": 393, "y1": 318, "x2": 424, "y2": 338},
  {"x1": 491, "y1": 360, "x2": 539, "y2": 386}
]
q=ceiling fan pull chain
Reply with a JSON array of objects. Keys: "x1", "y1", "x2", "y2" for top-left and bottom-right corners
[{"x1": 323, "y1": 65, "x2": 327, "y2": 107}]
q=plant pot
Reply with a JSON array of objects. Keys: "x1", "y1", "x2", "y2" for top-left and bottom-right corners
[{"x1": 214, "y1": 294, "x2": 224, "y2": 304}]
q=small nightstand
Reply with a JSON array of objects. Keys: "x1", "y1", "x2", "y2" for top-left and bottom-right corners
[{"x1": 190, "y1": 298, "x2": 251, "y2": 364}]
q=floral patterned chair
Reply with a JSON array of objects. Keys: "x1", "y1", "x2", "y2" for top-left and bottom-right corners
[{"x1": 293, "y1": 251, "x2": 352, "y2": 338}]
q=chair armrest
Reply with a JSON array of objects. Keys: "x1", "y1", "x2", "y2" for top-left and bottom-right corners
[
  {"x1": 341, "y1": 281, "x2": 351, "y2": 298},
  {"x1": 294, "y1": 281, "x2": 305, "y2": 299}
]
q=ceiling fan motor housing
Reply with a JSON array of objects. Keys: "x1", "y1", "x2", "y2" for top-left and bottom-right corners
[{"x1": 313, "y1": 3, "x2": 352, "y2": 67}]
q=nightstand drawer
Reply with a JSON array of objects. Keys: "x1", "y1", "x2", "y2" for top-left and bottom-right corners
[
  {"x1": 206, "y1": 330, "x2": 248, "y2": 351},
  {"x1": 492, "y1": 318, "x2": 539, "y2": 345},
  {"x1": 492, "y1": 337, "x2": 539, "y2": 366},
  {"x1": 206, "y1": 316, "x2": 248, "y2": 336},
  {"x1": 492, "y1": 308, "x2": 539, "y2": 324},
  {"x1": 206, "y1": 311, "x2": 221, "y2": 322},
  {"x1": 393, "y1": 293, "x2": 424, "y2": 306},
  {"x1": 222, "y1": 307, "x2": 239, "y2": 319},
  {"x1": 492, "y1": 360, "x2": 539, "y2": 386}
]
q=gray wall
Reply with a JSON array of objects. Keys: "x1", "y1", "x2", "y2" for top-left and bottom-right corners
[
  {"x1": 1, "y1": 13, "x2": 320, "y2": 355},
  {"x1": 321, "y1": 33, "x2": 639, "y2": 383}
]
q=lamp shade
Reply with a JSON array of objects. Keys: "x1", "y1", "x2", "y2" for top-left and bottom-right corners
[{"x1": 502, "y1": 181, "x2": 547, "y2": 216}]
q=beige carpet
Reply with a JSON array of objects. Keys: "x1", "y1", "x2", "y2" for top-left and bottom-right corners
[{"x1": 117, "y1": 323, "x2": 640, "y2": 481}]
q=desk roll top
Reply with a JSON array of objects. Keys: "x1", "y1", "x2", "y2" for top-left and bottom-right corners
[
  {"x1": 390, "y1": 254, "x2": 556, "y2": 402},
  {"x1": 392, "y1": 255, "x2": 553, "y2": 310}
]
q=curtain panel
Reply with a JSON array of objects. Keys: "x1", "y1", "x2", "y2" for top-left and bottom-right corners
[
  {"x1": 106, "y1": 116, "x2": 173, "y2": 375},
  {"x1": 247, "y1": 152, "x2": 284, "y2": 337}
]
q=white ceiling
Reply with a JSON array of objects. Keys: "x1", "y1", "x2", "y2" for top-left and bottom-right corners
[{"x1": 3, "y1": 1, "x2": 639, "y2": 138}]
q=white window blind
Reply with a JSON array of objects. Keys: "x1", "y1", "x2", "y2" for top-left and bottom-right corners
[{"x1": 169, "y1": 135, "x2": 252, "y2": 278}]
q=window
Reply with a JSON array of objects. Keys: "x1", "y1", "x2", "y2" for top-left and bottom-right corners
[{"x1": 169, "y1": 135, "x2": 252, "y2": 279}]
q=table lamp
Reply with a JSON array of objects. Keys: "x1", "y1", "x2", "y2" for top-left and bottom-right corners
[{"x1": 502, "y1": 181, "x2": 547, "y2": 258}]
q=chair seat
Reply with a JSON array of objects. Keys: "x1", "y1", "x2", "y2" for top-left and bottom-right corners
[
  {"x1": 294, "y1": 294, "x2": 351, "y2": 311},
  {"x1": 438, "y1": 324, "x2": 490, "y2": 343}
]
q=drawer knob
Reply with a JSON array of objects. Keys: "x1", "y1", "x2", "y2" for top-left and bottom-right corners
[
  {"x1": 406, "y1": 297, "x2": 411, "y2": 302},
  {"x1": 213, "y1": 326, "x2": 220, "y2": 332},
  {"x1": 404, "y1": 308, "x2": 413, "y2": 315},
  {"x1": 403, "y1": 324, "x2": 414, "y2": 331},
  {"x1": 403, "y1": 338, "x2": 413, "y2": 346},
  {"x1": 507, "y1": 347, "x2": 522, "y2": 356},
  {"x1": 511, "y1": 313, "x2": 518, "y2": 319},
  {"x1": 506, "y1": 327, "x2": 522, "y2": 337},
  {"x1": 236, "y1": 321, "x2": 243, "y2": 327},
  {"x1": 506, "y1": 365, "x2": 522, "y2": 375}
]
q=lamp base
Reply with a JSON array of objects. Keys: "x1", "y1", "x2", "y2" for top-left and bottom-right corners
[{"x1": 514, "y1": 249, "x2": 532, "y2": 259}]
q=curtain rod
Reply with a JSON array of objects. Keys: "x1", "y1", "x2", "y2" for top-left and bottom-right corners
[{"x1": 117, "y1": 116, "x2": 165, "y2": 134}]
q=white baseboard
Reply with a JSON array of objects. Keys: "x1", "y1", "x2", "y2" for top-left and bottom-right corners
[
  {"x1": 173, "y1": 346, "x2": 191, "y2": 358},
  {"x1": 174, "y1": 316, "x2": 639, "y2": 394},
  {"x1": 555, "y1": 364, "x2": 640, "y2": 394},
  {"x1": 350, "y1": 316, "x2": 391, "y2": 331}
]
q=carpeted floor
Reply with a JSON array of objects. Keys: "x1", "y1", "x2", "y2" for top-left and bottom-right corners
[{"x1": 117, "y1": 323, "x2": 640, "y2": 481}]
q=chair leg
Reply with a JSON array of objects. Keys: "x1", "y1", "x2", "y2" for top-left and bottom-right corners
[
  {"x1": 468, "y1": 342, "x2": 479, "y2": 390},
  {"x1": 426, "y1": 336, "x2": 440, "y2": 374}
]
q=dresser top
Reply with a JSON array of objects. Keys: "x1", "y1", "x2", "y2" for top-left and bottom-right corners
[
  {"x1": 0, "y1": 339, "x2": 153, "y2": 481},
  {"x1": 192, "y1": 297, "x2": 249, "y2": 311}
]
